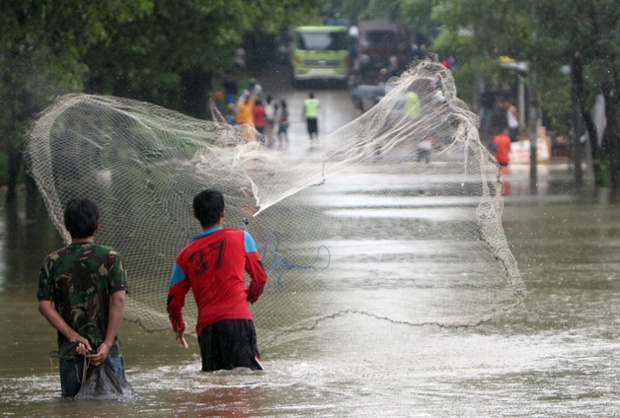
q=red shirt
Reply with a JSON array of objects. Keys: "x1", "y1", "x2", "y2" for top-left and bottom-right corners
[
  {"x1": 493, "y1": 132, "x2": 511, "y2": 165},
  {"x1": 252, "y1": 105, "x2": 266, "y2": 128},
  {"x1": 167, "y1": 227, "x2": 268, "y2": 335}
]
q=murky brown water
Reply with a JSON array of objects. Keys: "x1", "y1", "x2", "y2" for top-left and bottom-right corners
[
  {"x1": 2, "y1": 77, "x2": 619, "y2": 416},
  {"x1": 1, "y1": 161, "x2": 619, "y2": 417}
]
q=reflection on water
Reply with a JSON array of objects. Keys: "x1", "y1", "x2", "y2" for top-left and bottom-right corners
[
  {"x1": 1, "y1": 168, "x2": 620, "y2": 417},
  {"x1": 0, "y1": 198, "x2": 64, "y2": 292}
]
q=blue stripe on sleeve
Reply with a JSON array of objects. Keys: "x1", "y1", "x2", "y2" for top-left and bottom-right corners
[
  {"x1": 169, "y1": 263, "x2": 186, "y2": 287},
  {"x1": 244, "y1": 231, "x2": 258, "y2": 253}
]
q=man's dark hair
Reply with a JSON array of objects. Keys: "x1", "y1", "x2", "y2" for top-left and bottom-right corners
[
  {"x1": 64, "y1": 198, "x2": 100, "y2": 239},
  {"x1": 193, "y1": 188, "x2": 225, "y2": 228}
]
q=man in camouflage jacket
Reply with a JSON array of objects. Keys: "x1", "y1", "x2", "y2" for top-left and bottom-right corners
[{"x1": 37, "y1": 198, "x2": 129, "y2": 397}]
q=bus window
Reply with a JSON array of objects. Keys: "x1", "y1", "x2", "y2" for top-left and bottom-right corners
[{"x1": 296, "y1": 31, "x2": 349, "y2": 51}]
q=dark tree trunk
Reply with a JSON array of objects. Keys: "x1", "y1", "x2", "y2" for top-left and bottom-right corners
[
  {"x1": 603, "y1": 94, "x2": 620, "y2": 190},
  {"x1": 5, "y1": 146, "x2": 21, "y2": 204},
  {"x1": 572, "y1": 52, "x2": 599, "y2": 160},
  {"x1": 25, "y1": 171, "x2": 38, "y2": 200},
  {"x1": 113, "y1": 74, "x2": 130, "y2": 98},
  {"x1": 181, "y1": 68, "x2": 211, "y2": 119}
]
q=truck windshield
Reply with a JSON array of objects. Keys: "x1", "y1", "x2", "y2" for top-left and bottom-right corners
[
  {"x1": 361, "y1": 31, "x2": 397, "y2": 47},
  {"x1": 296, "y1": 31, "x2": 348, "y2": 51}
]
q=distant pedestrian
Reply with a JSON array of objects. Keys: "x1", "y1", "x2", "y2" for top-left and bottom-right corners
[
  {"x1": 478, "y1": 88, "x2": 496, "y2": 134},
  {"x1": 492, "y1": 127, "x2": 512, "y2": 166},
  {"x1": 502, "y1": 99, "x2": 520, "y2": 142},
  {"x1": 249, "y1": 78, "x2": 263, "y2": 98},
  {"x1": 377, "y1": 68, "x2": 390, "y2": 86},
  {"x1": 277, "y1": 99, "x2": 289, "y2": 150},
  {"x1": 417, "y1": 137, "x2": 432, "y2": 163},
  {"x1": 211, "y1": 91, "x2": 227, "y2": 120},
  {"x1": 225, "y1": 103, "x2": 236, "y2": 125},
  {"x1": 253, "y1": 98, "x2": 266, "y2": 137},
  {"x1": 303, "y1": 92, "x2": 320, "y2": 141},
  {"x1": 235, "y1": 91, "x2": 255, "y2": 125},
  {"x1": 349, "y1": 38, "x2": 359, "y2": 71},
  {"x1": 222, "y1": 72, "x2": 238, "y2": 105},
  {"x1": 387, "y1": 56, "x2": 399, "y2": 78},
  {"x1": 264, "y1": 95, "x2": 277, "y2": 147},
  {"x1": 236, "y1": 91, "x2": 256, "y2": 142},
  {"x1": 405, "y1": 89, "x2": 421, "y2": 119}
]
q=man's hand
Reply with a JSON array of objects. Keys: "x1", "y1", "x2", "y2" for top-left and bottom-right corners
[
  {"x1": 71, "y1": 334, "x2": 92, "y2": 352},
  {"x1": 176, "y1": 331, "x2": 189, "y2": 349},
  {"x1": 75, "y1": 340, "x2": 92, "y2": 356},
  {"x1": 87, "y1": 342, "x2": 111, "y2": 366}
]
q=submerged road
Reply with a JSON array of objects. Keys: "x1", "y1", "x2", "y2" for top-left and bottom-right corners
[
  {"x1": 2, "y1": 65, "x2": 619, "y2": 417},
  {"x1": 249, "y1": 64, "x2": 359, "y2": 153}
]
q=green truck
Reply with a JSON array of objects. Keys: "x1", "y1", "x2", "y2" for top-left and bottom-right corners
[{"x1": 290, "y1": 25, "x2": 350, "y2": 87}]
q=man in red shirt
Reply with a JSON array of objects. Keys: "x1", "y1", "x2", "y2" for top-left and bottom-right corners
[
  {"x1": 492, "y1": 128, "x2": 512, "y2": 167},
  {"x1": 252, "y1": 98, "x2": 266, "y2": 136},
  {"x1": 167, "y1": 188, "x2": 268, "y2": 371}
]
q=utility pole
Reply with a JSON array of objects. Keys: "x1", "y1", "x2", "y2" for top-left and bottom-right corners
[
  {"x1": 528, "y1": 69, "x2": 538, "y2": 193},
  {"x1": 529, "y1": 6, "x2": 538, "y2": 193},
  {"x1": 572, "y1": 86, "x2": 583, "y2": 187}
]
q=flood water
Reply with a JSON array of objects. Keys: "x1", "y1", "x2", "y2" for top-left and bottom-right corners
[{"x1": 1, "y1": 159, "x2": 619, "y2": 417}]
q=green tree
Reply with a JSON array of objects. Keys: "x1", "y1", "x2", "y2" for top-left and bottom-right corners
[
  {"x1": 539, "y1": 0, "x2": 620, "y2": 188},
  {"x1": 0, "y1": 0, "x2": 153, "y2": 201},
  {"x1": 320, "y1": 0, "x2": 401, "y2": 24},
  {"x1": 83, "y1": 0, "x2": 322, "y2": 118},
  {"x1": 409, "y1": 0, "x2": 620, "y2": 189},
  {"x1": 1, "y1": 0, "x2": 319, "y2": 201}
]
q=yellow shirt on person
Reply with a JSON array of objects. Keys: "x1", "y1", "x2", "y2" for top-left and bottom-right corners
[
  {"x1": 405, "y1": 91, "x2": 420, "y2": 119},
  {"x1": 304, "y1": 98, "x2": 319, "y2": 119},
  {"x1": 236, "y1": 96, "x2": 256, "y2": 125}
]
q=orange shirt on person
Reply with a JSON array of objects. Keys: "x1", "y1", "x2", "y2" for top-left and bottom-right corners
[
  {"x1": 235, "y1": 96, "x2": 256, "y2": 125},
  {"x1": 493, "y1": 131, "x2": 511, "y2": 166}
]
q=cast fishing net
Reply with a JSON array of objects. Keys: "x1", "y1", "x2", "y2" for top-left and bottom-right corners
[{"x1": 24, "y1": 59, "x2": 525, "y2": 349}]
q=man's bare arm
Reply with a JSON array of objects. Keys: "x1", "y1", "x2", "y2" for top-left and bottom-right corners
[
  {"x1": 38, "y1": 300, "x2": 92, "y2": 351},
  {"x1": 87, "y1": 290, "x2": 126, "y2": 366}
]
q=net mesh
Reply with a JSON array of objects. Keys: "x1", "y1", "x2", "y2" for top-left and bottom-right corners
[{"x1": 24, "y1": 59, "x2": 525, "y2": 349}]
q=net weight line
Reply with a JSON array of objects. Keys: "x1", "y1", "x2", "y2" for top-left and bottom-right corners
[
  {"x1": 260, "y1": 297, "x2": 525, "y2": 351},
  {"x1": 243, "y1": 217, "x2": 332, "y2": 289}
]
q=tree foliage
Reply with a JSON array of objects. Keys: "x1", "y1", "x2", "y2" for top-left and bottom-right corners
[
  {"x1": 85, "y1": 0, "x2": 321, "y2": 115},
  {"x1": 410, "y1": 0, "x2": 620, "y2": 188},
  {"x1": 320, "y1": 0, "x2": 403, "y2": 24},
  {"x1": 0, "y1": 0, "x2": 153, "y2": 198},
  {"x1": 0, "y1": 0, "x2": 319, "y2": 199}
]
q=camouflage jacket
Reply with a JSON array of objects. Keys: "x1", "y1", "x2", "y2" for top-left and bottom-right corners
[{"x1": 37, "y1": 242, "x2": 128, "y2": 357}]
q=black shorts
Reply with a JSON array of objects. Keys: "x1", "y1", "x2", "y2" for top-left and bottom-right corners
[
  {"x1": 198, "y1": 319, "x2": 263, "y2": 372},
  {"x1": 307, "y1": 118, "x2": 318, "y2": 134}
]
